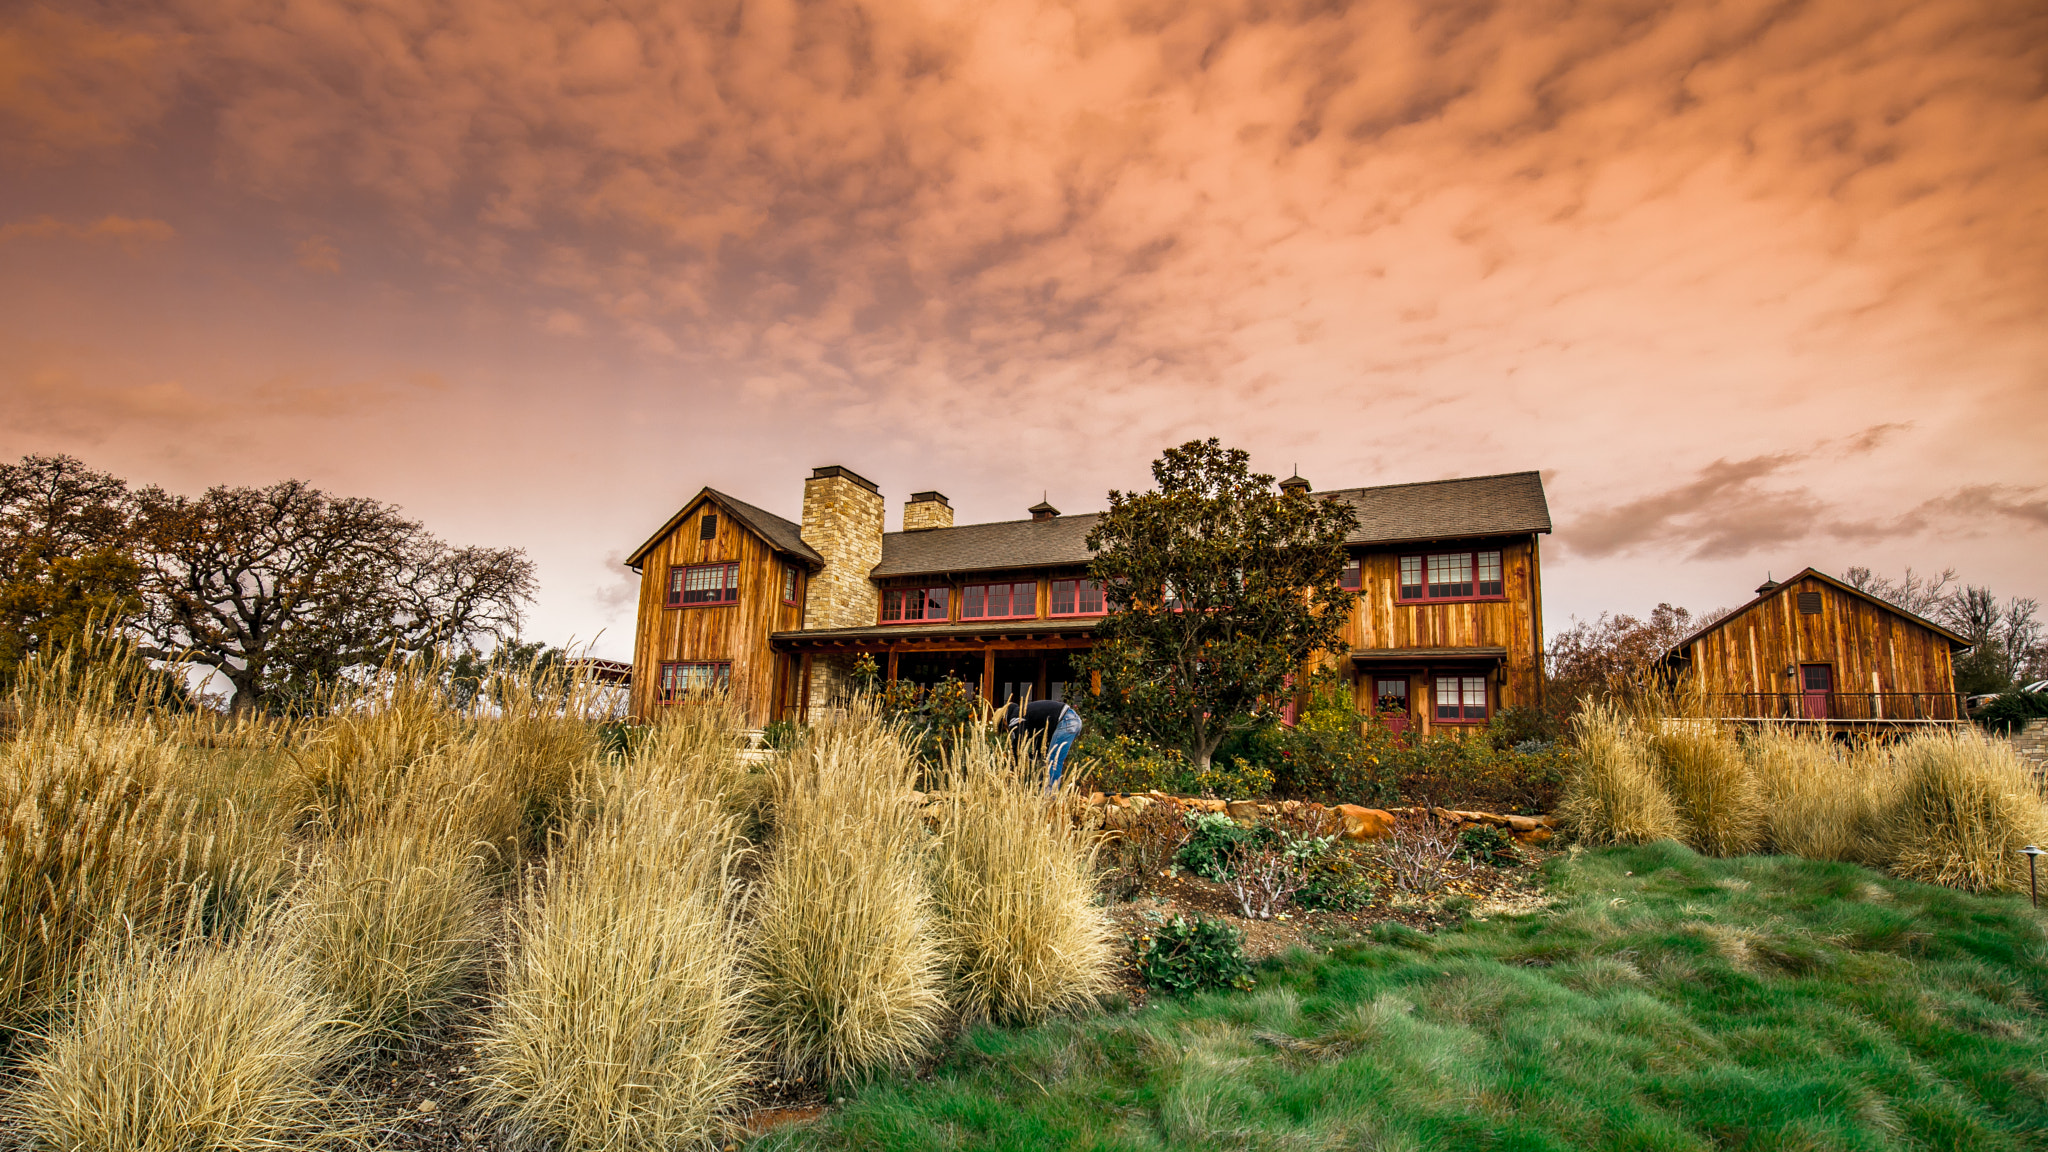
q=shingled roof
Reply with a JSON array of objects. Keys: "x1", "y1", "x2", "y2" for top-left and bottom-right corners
[
  {"x1": 867, "y1": 471, "x2": 1549, "y2": 578},
  {"x1": 625, "y1": 487, "x2": 825, "y2": 571}
]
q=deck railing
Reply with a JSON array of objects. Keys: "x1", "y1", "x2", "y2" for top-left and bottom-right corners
[{"x1": 1700, "y1": 692, "x2": 1968, "y2": 723}]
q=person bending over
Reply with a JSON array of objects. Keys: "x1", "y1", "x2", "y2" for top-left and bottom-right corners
[{"x1": 1006, "y1": 697, "x2": 1083, "y2": 789}]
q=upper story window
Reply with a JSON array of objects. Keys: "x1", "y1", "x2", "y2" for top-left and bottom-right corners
[
  {"x1": 1050, "y1": 578, "x2": 1105, "y2": 616},
  {"x1": 1339, "y1": 558, "x2": 1361, "y2": 590},
  {"x1": 962, "y1": 581, "x2": 1037, "y2": 620},
  {"x1": 699, "y1": 513, "x2": 719, "y2": 540},
  {"x1": 667, "y1": 562, "x2": 739, "y2": 607},
  {"x1": 658, "y1": 661, "x2": 730, "y2": 703},
  {"x1": 1398, "y1": 550, "x2": 1505, "y2": 602},
  {"x1": 780, "y1": 564, "x2": 801, "y2": 605},
  {"x1": 881, "y1": 586, "x2": 950, "y2": 623}
]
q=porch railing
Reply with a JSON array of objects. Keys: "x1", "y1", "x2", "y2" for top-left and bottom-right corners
[{"x1": 1699, "y1": 692, "x2": 1968, "y2": 723}]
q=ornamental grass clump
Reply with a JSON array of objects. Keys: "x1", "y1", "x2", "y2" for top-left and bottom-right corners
[
  {"x1": 1748, "y1": 725, "x2": 1893, "y2": 863},
  {"x1": 929, "y1": 735, "x2": 1116, "y2": 1023},
  {"x1": 1880, "y1": 730, "x2": 2048, "y2": 893},
  {"x1": 750, "y1": 704, "x2": 946, "y2": 1081},
  {"x1": 1556, "y1": 702, "x2": 1686, "y2": 846},
  {"x1": 476, "y1": 710, "x2": 754, "y2": 1151},
  {"x1": 5, "y1": 927, "x2": 359, "y2": 1152},
  {"x1": 1648, "y1": 720, "x2": 1763, "y2": 857}
]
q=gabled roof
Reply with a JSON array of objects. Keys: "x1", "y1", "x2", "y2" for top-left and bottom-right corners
[
  {"x1": 625, "y1": 487, "x2": 825, "y2": 572},
  {"x1": 866, "y1": 471, "x2": 1549, "y2": 579},
  {"x1": 871, "y1": 512, "x2": 1102, "y2": 578},
  {"x1": 1666, "y1": 567, "x2": 1973, "y2": 657},
  {"x1": 1318, "y1": 471, "x2": 1551, "y2": 546}
]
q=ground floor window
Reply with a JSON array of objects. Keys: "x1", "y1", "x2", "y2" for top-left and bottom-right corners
[
  {"x1": 659, "y1": 661, "x2": 730, "y2": 702},
  {"x1": 1434, "y1": 674, "x2": 1488, "y2": 721}
]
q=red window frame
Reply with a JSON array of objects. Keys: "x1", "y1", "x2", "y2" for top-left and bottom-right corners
[
  {"x1": 1397, "y1": 550, "x2": 1506, "y2": 603},
  {"x1": 1433, "y1": 675, "x2": 1489, "y2": 722},
  {"x1": 960, "y1": 581, "x2": 1038, "y2": 621},
  {"x1": 657, "y1": 661, "x2": 730, "y2": 703},
  {"x1": 880, "y1": 586, "x2": 951, "y2": 623},
  {"x1": 1049, "y1": 578, "x2": 1106, "y2": 617},
  {"x1": 1338, "y1": 557, "x2": 1362, "y2": 590},
  {"x1": 666, "y1": 562, "x2": 739, "y2": 608},
  {"x1": 780, "y1": 564, "x2": 801, "y2": 606}
]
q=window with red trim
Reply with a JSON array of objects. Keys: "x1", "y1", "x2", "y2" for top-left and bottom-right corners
[
  {"x1": 658, "y1": 661, "x2": 730, "y2": 702},
  {"x1": 667, "y1": 562, "x2": 739, "y2": 607},
  {"x1": 780, "y1": 564, "x2": 801, "y2": 605},
  {"x1": 1398, "y1": 551, "x2": 1504, "y2": 601},
  {"x1": 961, "y1": 581, "x2": 1037, "y2": 620},
  {"x1": 1049, "y1": 578, "x2": 1105, "y2": 616},
  {"x1": 881, "y1": 586, "x2": 950, "y2": 623},
  {"x1": 1339, "y1": 558, "x2": 1361, "y2": 590},
  {"x1": 1433, "y1": 675, "x2": 1488, "y2": 721}
]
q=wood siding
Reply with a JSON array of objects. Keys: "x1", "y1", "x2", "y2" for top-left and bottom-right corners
[
  {"x1": 629, "y1": 495, "x2": 806, "y2": 725},
  {"x1": 1338, "y1": 536, "x2": 1543, "y2": 736},
  {"x1": 1679, "y1": 575, "x2": 1959, "y2": 717}
]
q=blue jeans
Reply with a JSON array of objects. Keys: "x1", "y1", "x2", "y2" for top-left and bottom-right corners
[{"x1": 1045, "y1": 709, "x2": 1083, "y2": 788}]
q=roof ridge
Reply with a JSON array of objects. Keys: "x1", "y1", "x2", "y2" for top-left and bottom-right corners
[
  {"x1": 882, "y1": 510, "x2": 1104, "y2": 537},
  {"x1": 1316, "y1": 469, "x2": 1543, "y2": 497}
]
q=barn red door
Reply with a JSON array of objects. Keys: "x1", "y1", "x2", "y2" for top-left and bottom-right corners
[
  {"x1": 1376, "y1": 678, "x2": 1410, "y2": 734},
  {"x1": 1800, "y1": 664, "x2": 1832, "y2": 720}
]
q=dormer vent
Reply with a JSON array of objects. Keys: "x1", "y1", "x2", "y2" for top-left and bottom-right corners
[{"x1": 1029, "y1": 499, "x2": 1060, "y2": 521}]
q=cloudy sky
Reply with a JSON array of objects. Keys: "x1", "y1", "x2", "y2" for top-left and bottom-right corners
[{"x1": 3, "y1": 0, "x2": 2043, "y2": 658}]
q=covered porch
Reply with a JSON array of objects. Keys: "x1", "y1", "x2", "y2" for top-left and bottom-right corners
[
  {"x1": 1350, "y1": 646, "x2": 1509, "y2": 737},
  {"x1": 771, "y1": 618, "x2": 1099, "y2": 720}
]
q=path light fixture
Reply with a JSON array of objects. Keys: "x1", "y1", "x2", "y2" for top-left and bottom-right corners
[{"x1": 2023, "y1": 845, "x2": 2044, "y2": 908}]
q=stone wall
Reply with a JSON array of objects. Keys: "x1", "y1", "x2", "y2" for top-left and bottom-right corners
[
  {"x1": 801, "y1": 652, "x2": 863, "y2": 724},
  {"x1": 799, "y1": 466, "x2": 883, "y2": 630},
  {"x1": 2012, "y1": 718, "x2": 2048, "y2": 769}
]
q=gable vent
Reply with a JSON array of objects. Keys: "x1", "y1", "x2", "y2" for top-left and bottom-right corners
[
  {"x1": 699, "y1": 513, "x2": 719, "y2": 540},
  {"x1": 1797, "y1": 591, "x2": 1822, "y2": 615}
]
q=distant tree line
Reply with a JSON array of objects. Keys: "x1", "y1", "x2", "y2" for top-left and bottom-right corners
[{"x1": 0, "y1": 455, "x2": 536, "y2": 714}]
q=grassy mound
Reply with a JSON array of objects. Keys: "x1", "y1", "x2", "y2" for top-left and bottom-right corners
[{"x1": 789, "y1": 845, "x2": 2048, "y2": 1151}]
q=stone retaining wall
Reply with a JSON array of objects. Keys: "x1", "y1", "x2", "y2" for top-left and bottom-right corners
[{"x1": 2011, "y1": 718, "x2": 2048, "y2": 768}]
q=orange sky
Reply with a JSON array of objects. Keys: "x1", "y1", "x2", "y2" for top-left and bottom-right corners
[{"x1": 3, "y1": 0, "x2": 2044, "y2": 658}]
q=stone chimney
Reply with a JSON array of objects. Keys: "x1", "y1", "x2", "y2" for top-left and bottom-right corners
[
  {"x1": 800, "y1": 466, "x2": 884, "y2": 629},
  {"x1": 1029, "y1": 498, "x2": 1060, "y2": 522},
  {"x1": 903, "y1": 491, "x2": 953, "y2": 532}
]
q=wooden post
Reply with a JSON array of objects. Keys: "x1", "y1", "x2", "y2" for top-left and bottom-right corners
[
  {"x1": 798, "y1": 652, "x2": 813, "y2": 723},
  {"x1": 982, "y1": 647, "x2": 996, "y2": 704},
  {"x1": 886, "y1": 648, "x2": 899, "y2": 684}
]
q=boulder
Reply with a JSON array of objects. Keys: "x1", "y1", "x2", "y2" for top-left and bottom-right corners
[
  {"x1": 1192, "y1": 798, "x2": 1230, "y2": 815},
  {"x1": 1086, "y1": 792, "x2": 1107, "y2": 807},
  {"x1": 1225, "y1": 799, "x2": 1262, "y2": 821},
  {"x1": 1504, "y1": 813, "x2": 1543, "y2": 833},
  {"x1": 1333, "y1": 804, "x2": 1396, "y2": 841},
  {"x1": 1512, "y1": 827, "x2": 1554, "y2": 847}
]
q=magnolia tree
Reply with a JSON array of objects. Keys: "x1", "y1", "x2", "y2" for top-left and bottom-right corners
[{"x1": 1077, "y1": 440, "x2": 1357, "y2": 771}]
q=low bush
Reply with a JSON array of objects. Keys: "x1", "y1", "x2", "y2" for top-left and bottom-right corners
[
  {"x1": 6, "y1": 928, "x2": 358, "y2": 1152},
  {"x1": 1649, "y1": 721, "x2": 1763, "y2": 857},
  {"x1": 1074, "y1": 732, "x2": 1184, "y2": 795},
  {"x1": 1099, "y1": 800, "x2": 1193, "y2": 900},
  {"x1": 1882, "y1": 730, "x2": 2048, "y2": 893},
  {"x1": 929, "y1": 736, "x2": 1117, "y2": 1025},
  {"x1": 1132, "y1": 914, "x2": 1254, "y2": 994},
  {"x1": 1556, "y1": 703, "x2": 1686, "y2": 846},
  {"x1": 1293, "y1": 840, "x2": 1376, "y2": 910},
  {"x1": 1185, "y1": 755, "x2": 1274, "y2": 799},
  {"x1": 1457, "y1": 823, "x2": 1520, "y2": 868},
  {"x1": 1380, "y1": 811, "x2": 1468, "y2": 894},
  {"x1": 1393, "y1": 730, "x2": 1570, "y2": 813},
  {"x1": 1270, "y1": 672, "x2": 1396, "y2": 805},
  {"x1": 1176, "y1": 811, "x2": 1259, "y2": 881},
  {"x1": 1976, "y1": 689, "x2": 2048, "y2": 734}
]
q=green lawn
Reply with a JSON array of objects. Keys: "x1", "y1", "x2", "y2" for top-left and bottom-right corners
[{"x1": 772, "y1": 844, "x2": 2048, "y2": 1151}]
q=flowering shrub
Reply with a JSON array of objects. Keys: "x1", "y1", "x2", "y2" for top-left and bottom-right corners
[
  {"x1": 1074, "y1": 733, "x2": 1184, "y2": 795},
  {"x1": 1271, "y1": 673, "x2": 1397, "y2": 805}
]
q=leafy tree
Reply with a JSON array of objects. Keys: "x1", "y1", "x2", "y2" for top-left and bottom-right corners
[
  {"x1": 1077, "y1": 440, "x2": 1356, "y2": 771},
  {"x1": 1545, "y1": 603, "x2": 1705, "y2": 708},
  {"x1": 130, "y1": 479, "x2": 536, "y2": 714},
  {"x1": 0, "y1": 456, "x2": 141, "y2": 680},
  {"x1": 1850, "y1": 566, "x2": 2043, "y2": 694}
]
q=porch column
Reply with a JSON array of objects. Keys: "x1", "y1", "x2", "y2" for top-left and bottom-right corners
[{"x1": 982, "y1": 647, "x2": 996, "y2": 704}]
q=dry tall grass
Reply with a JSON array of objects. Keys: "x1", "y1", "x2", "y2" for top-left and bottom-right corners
[
  {"x1": 929, "y1": 735, "x2": 1116, "y2": 1025},
  {"x1": 1881, "y1": 731, "x2": 2048, "y2": 893},
  {"x1": 1747, "y1": 727, "x2": 1895, "y2": 863},
  {"x1": 1648, "y1": 722, "x2": 1764, "y2": 857},
  {"x1": 476, "y1": 706, "x2": 754, "y2": 1151},
  {"x1": 1556, "y1": 702, "x2": 1687, "y2": 846},
  {"x1": 750, "y1": 705, "x2": 947, "y2": 1080},
  {"x1": 5, "y1": 927, "x2": 358, "y2": 1151}
]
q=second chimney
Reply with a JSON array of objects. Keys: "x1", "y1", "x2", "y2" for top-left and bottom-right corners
[
  {"x1": 904, "y1": 491, "x2": 952, "y2": 532},
  {"x1": 800, "y1": 465, "x2": 884, "y2": 630}
]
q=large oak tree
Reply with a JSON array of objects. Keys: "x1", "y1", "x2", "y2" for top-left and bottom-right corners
[
  {"x1": 1078, "y1": 440, "x2": 1357, "y2": 771},
  {"x1": 0, "y1": 456, "x2": 141, "y2": 678}
]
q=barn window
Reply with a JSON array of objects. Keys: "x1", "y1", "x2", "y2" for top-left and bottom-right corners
[
  {"x1": 1339, "y1": 558, "x2": 1361, "y2": 590},
  {"x1": 658, "y1": 661, "x2": 730, "y2": 702},
  {"x1": 962, "y1": 581, "x2": 1039, "y2": 620},
  {"x1": 881, "y1": 586, "x2": 950, "y2": 623},
  {"x1": 699, "y1": 514, "x2": 719, "y2": 540},
  {"x1": 1798, "y1": 592, "x2": 1822, "y2": 615},
  {"x1": 1050, "y1": 579, "x2": 1106, "y2": 616},
  {"x1": 781, "y1": 564, "x2": 801, "y2": 605},
  {"x1": 1399, "y1": 551, "x2": 1508, "y2": 602},
  {"x1": 1433, "y1": 675, "x2": 1489, "y2": 721},
  {"x1": 667, "y1": 562, "x2": 739, "y2": 607}
]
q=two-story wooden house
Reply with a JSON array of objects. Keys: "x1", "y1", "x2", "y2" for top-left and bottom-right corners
[{"x1": 625, "y1": 465, "x2": 1551, "y2": 735}]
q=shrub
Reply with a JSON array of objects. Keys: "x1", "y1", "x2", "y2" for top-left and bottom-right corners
[
  {"x1": 1219, "y1": 836, "x2": 1313, "y2": 919},
  {"x1": 476, "y1": 735, "x2": 753, "y2": 1152},
  {"x1": 1458, "y1": 823, "x2": 1521, "y2": 868},
  {"x1": 749, "y1": 704, "x2": 946, "y2": 1080},
  {"x1": 1487, "y1": 705, "x2": 1561, "y2": 750},
  {"x1": 1748, "y1": 726, "x2": 1891, "y2": 863},
  {"x1": 1177, "y1": 811, "x2": 1261, "y2": 881},
  {"x1": 1293, "y1": 839, "x2": 1376, "y2": 911},
  {"x1": 1271, "y1": 672, "x2": 1395, "y2": 804},
  {"x1": 1395, "y1": 730, "x2": 1569, "y2": 813},
  {"x1": 1100, "y1": 799, "x2": 1194, "y2": 899},
  {"x1": 1976, "y1": 689, "x2": 2048, "y2": 734},
  {"x1": 928, "y1": 735, "x2": 1117, "y2": 1024},
  {"x1": 1881, "y1": 731, "x2": 2048, "y2": 893},
  {"x1": 1649, "y1": 721, "x2": 1763, "y2": 857},
  {"x1": 1073, "y1": 732, "x2": 1184, "y2": 795},
  {"x1": 1187, "y1": 755, "x2": 1275, "y2": 800},
  {"x1": 1133, "y1": 914, "x2": 1254, "y2": 994},
  {"x1": 1556, "y1": 703, "x2": 1686, "y2": 846},
  {"x1": 6, "y1": 929, "x2": 358, "y2": 1152},
  {"x1": 1380, "y1": 811, "x2": 1469, "y2": 895}
]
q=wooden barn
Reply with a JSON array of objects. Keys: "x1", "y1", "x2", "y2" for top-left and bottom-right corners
[
  {"x1": 624, "y1": 464, "x2": 1552, "y2": 735},
  {"x1": 1662, "y1": 568, "x2": 1971, "y2": 727}
]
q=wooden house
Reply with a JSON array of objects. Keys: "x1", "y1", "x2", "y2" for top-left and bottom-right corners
[
  {"x1": 1661, "y1": 568, "x2": 1970, "y2": 727},
  {"x1": 625, "y1": 464, "x2": 1552, "y2": 735}
]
